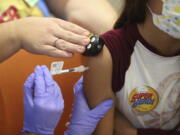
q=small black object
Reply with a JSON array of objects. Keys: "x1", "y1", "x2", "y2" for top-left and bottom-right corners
[
  {"x1": 68, "y1": 68, "x2": 75, "y2": 72},
  {"x1": 83, "y1": 34, "x2": 104, "y2": 56}
]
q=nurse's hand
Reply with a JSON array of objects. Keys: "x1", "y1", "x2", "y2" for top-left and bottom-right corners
[
  {"x1": 64, "y1": 77, "x2": 113, "y2": 135},
  {"x1": 14, "y1": 17, "x2": 90, "y2": 58},
  {"x1": 22, "y1": 65, "x2": 64, "y2": 135}
]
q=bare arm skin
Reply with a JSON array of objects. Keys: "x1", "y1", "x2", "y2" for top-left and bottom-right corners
[
  {"x1": 47, "y1": 0, "x2": 118, "y2": 34},
  {"x1": 0, "y1": 21, "x2": 19, "y2": 62},
  {"x1": 114, "y1": 109, "x2": 137, "y2": 135},
  {"x1": 65, "y1": 0, "x2": 118, "y2": 34},
  {"x1": 46, "y1": 0, "x2": 68, "y2": 18},
  {"x1": 83, "y1": 46, "x2": 115, "y2": 135}
]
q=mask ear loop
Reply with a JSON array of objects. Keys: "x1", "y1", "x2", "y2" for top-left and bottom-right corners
[
  {"x1": 147, "y1": 4, "x2": 154, "y2": 14},
  {"x1": 147, "y1": 4, "x2": 165, "y2": 17},
  {"x1": 149, "y1": 0, "x2": 172, "y2": 15}
]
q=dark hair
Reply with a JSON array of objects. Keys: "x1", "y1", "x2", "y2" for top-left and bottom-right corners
[{"x1": 114, "y1": 0, "x2": 148, "y2": 29}]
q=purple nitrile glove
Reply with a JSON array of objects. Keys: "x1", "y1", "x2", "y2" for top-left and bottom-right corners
[
  {"x1": 22, "y1": 65, "x2": 64, "y2": 135},
  {"x1": 64, "y1": 77, "x2": 113, "y2": 135}
]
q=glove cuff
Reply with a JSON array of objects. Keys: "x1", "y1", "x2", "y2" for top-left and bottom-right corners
[{"x1": 22, "y1": 127, "x2": 54, "y2": 135}]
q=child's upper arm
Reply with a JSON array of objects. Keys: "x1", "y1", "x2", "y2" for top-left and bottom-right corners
[{"x1": 83, "y1": 46, "x2": 115, "y2": 135}]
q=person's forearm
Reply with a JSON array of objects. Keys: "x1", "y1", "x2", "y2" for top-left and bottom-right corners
[
  {"x1": 0, "y1": 21, "x2": 20, "y2": 62},
  {"x1": 47, "y1": 0, "x2": 118, "y2": 34},
  {"x1": 65, "y1": 0, "x2": 118, "y2": 34},
  {"x1": 46, "y1": 0, "x2": 69, "y2": 18}
]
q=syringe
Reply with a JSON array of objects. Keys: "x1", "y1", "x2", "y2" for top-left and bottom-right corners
[{"x1": 51, "y1": 65, "x2": 89, "y2": 75}]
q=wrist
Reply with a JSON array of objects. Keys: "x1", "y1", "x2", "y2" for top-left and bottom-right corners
[
  {"x1": 0, "y1": 20, "x2": 22, "y2": 51},
  {"x1": 10, "y1": 20, "x2": 22, "y2": 50},
  {"x1": 0, "y1": 21, "x2": 21, "y2": 61}
]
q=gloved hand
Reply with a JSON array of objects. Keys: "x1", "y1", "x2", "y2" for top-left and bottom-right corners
[
  {"x1": 22, "y1": 65, "x2": 64, "y2": 135},
  {"x1": 64, "y1": 77, "x2": 113, "y2": 135}
]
